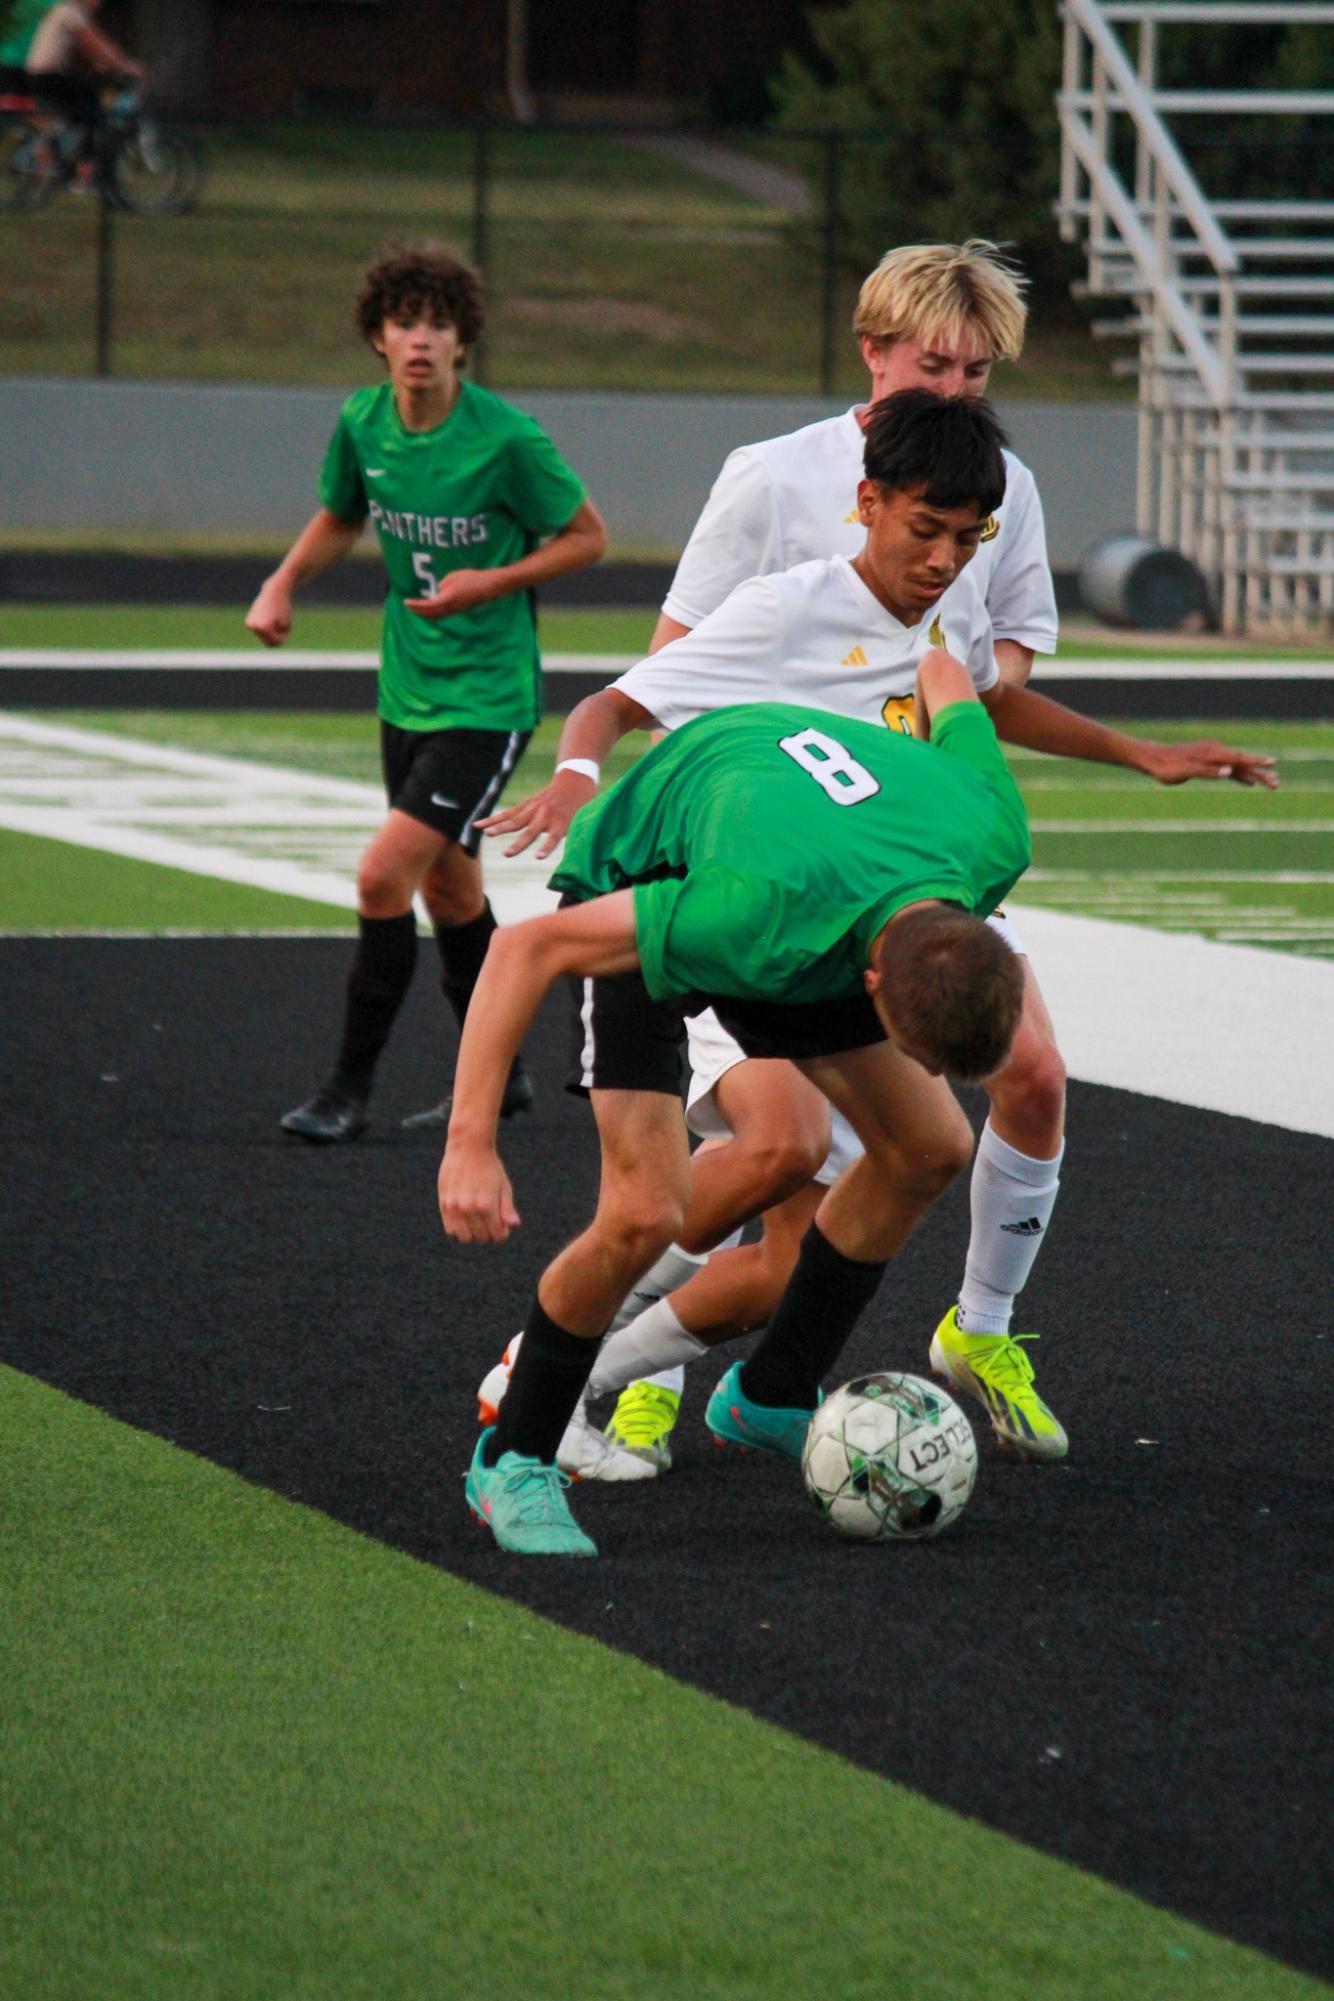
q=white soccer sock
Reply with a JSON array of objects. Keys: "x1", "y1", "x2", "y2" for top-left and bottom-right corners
[
  {"x1": 588, "y1": 1298, "x2": 708, "y2": 1399},
  {"x1": 603, "y1": 1242, "x2": 707, "y2": 1337},
  {"x1": 956, "y1": 1121, "x2": 1063, "y2": 1336}
]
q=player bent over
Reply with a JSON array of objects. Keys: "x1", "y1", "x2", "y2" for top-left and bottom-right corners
[
  {"x1": 246, "y1": 241, "x2": 606, "y2": 1143},
  {"x1": 477, "y1": 391, "x2": 1276, "y2": 1471},
  {"x1": 439, "y1": 653, "x2": 1031, "y2": 1556}
]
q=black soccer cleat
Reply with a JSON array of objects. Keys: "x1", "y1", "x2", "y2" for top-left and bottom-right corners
[
  {"x1": 280, "y1": 1085, "x2": 369, "y2": 1144},
  {"x1": 401, "y1": 1061, "x2": 534, "y2": 1131}
]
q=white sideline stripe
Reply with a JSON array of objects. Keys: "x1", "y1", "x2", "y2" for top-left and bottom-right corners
[
  {"x1": 1029, "y1": 820, "x2": 1331, "y2": 833},
  {"x1": 0, "y1": 715, "x2": 1330, "y2": 1139},
  {"x1": 1007, "y1": 903, "x2": 1334, "y2": 1139},
  {"x1": 1, "y1": 647, "x2": 1332, "y2": 680}
]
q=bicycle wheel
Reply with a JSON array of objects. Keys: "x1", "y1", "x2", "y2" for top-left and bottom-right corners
[
  {"x1": 107, "y1": 124, "x2": 201, "y2": 216},
  {"x1": 0, "y1": 119, "x2": 63, "y2": 210}
]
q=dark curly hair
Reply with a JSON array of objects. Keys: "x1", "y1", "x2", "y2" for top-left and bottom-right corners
[{"x1": 354, "y1": 241, "x2": 486, "y2": 357}]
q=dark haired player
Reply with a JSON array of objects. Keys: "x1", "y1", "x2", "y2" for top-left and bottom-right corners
[
  {"x1": 441, "y1": 652, "x2": 1031, "y2": 1555},
  {"x1": 476, "y1": 390, "x2": 1277, "y2": 1475},
  {"x1": 247, "y1": 241, "x2": 606, "y2": 1141}
]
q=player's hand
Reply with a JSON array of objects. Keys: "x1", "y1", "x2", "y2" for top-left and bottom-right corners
[
  {"x1": 245, "y1": 581, "x2": 293, "y2": 648},
  {"x1": 1143, "y1": 739, "x2": 1279, "y2": 789},
  {"x1": 439, "y1": 1141, "x2": 520, "y2": 1244},
  {"x1": 404, "y1": 570, "x2": 499, "y2": 621},
  {"x1": 476, "y1": 769, "x2": 597, "y2": 858}
]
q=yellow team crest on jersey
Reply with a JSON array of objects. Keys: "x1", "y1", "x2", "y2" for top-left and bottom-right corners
[
  {"x1": 927, "y1": 614, "x2": 946, "y2": 648},
  {"x1": 881, "y1": 693, "x2": 915, "y2": 735},
  {"x1": 980, "y1": 514, "x2": 999, "y2": 542}
]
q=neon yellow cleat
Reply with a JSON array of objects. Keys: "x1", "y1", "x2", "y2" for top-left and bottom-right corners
[
  {"x1": 929, "y1": 1308, "x2": 1068, "y2": 1462},
  {"x1": 604, "y1": 1380, "x2": 682, "y2": 1473}
]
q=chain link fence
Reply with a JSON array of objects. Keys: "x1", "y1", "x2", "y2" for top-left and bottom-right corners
[{"x1": 0, "y1": 120, "x2": 890, "y2": 395}]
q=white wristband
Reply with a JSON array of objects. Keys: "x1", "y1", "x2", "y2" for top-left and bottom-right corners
[{"x1": 556, "y1": 758, "x2": 601, "y2": 784}]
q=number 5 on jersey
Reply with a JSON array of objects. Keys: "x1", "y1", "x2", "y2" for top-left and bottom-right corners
[
  {"x1": 778, "y1": 727, "x2": 881, "y2": 805},
  {"x1": 412, "y1": 552, "x2": 440, "y2": 595}
]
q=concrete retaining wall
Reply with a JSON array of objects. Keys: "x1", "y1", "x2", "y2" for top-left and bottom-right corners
[{"x1": 2, "y1": 377, "x2": 1137, "y2": 567}]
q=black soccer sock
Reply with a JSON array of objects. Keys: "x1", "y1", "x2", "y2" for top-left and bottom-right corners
[
  {"x1": 331, "y1": 910, "x2": 418, "y2": 1093},
  {"x1": 740, "y1": 1222, "x2": 888, "y2": 1412},
  {"x1": 434, "y1": 902, "x2": 498, "y2": 1033},
  {"x1": 486, "y1": 1297, "x2": 599, "y2": 1466}
]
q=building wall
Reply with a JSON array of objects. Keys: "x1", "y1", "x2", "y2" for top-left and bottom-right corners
[
  {"x1": 0, "y1": 377, "x2": 1137, "y2": 567},
  {"x1": 201, "y1": 0, "x2": 506, "y2": 118}
]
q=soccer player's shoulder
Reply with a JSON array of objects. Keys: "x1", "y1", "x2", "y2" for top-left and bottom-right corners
[
  {"x1": 457, "y1": 380, "x2": 545, "y2": 442},
  {"x1": 747, "y1": 408, "x2": 856, "y2": 472},
  {"x1": 339, "y1": 381, "x2": 393, "y2": 428}
]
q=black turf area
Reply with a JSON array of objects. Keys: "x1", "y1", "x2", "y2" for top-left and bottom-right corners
[{"x1": 4, "y1": 939, "x2": 1331, "y2": 1977}]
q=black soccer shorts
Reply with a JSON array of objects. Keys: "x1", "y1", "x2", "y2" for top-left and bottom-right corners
[
  {"x1": 711, "y1": 991, "x2": 887, "y2": 1061},
  {"x1": 565, "y1": 965, "x2": 686, "y2": 1097},
  {"x1": 380, "y1": 721, "x2": 531, "y2": 855}
]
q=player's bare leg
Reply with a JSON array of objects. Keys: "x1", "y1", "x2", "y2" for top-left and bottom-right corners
[
  {"x1": 932, "y1": 961, "x2": 1069, "y2": 1461},
  {"x1": 477, "y1": 1090, "x2": 692, "y2": 1497},
  {"x1": 408, "y1": 842, "x2": 535, "y2": 1130},
  {"x1": 597, "y1": 1062, "x2": 829, "y2": 1466},
  {"x1": 281, "y1": 809, "x2": 444, "y2": 1142},
  {"x1": 706, "y1": 1044, "x2": 973, "y2": 1457}
]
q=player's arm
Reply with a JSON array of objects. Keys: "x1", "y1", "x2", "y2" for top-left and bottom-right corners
[
  {"x1": 245, "y1": 508, "x2": 365, "y2": 649},
  {"x1": 913, "y1": 648, "x2": 983, "y2": 737},
  {"x1": 982, "y1": 680, "x2": 1278, "y2": 788},
  {"x1": 994, "y1": 638, "x2": 1035, "y2": 689},
  {"x1": 479, "y1": 686, "x2": 656, "y2": 858},
  {"x1": 647, "y1": 612, "x2": 692, "y2": 653},
  {"x1": 439, "y1": 892, "x2": 641, "y2": 1244},
  {"x1": 75, "y1": 18, "x2": 145, "y2": 78},
  {"x1": 404, "y1": 498, "x2": 607, "y2": 621}
]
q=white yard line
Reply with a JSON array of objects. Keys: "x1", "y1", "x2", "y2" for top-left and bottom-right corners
[
  {"x1": 0, "y1": 713, "x2": 555, "y2": 923},
  {"x1": 1, "y1": 714, "x2": 1331, "y2": 1140}
]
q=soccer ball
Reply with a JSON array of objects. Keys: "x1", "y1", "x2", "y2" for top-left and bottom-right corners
[{"x1": 801, "y1": 1372, "x2": 977, "y2": 1541}]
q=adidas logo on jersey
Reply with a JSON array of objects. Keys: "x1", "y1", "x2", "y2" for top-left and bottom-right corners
[
  {"x1": 840, "y1": 645, "x2": 869, "y2": 667},
  {"x1": 843, "y1": 508, "x2": 861, "y2": 523}
]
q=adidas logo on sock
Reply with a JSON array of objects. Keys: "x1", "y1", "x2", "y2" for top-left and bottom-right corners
[{"x1": 1000, "y1": 1216, "x2": 1044, "y2": 1236}]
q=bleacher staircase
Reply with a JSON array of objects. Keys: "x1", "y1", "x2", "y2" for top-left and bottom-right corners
[{"x1": 1056, "y1": 0, "x2": 1334, "y2": 634}]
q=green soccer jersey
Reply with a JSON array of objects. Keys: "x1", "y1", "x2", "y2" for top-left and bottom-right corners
[
  {"x1": 318, "y1": 380, "x2": 587, "y2": 732},
  {"x1": 550, "y1": 701, "x2": 1031, "y2": 1006}
]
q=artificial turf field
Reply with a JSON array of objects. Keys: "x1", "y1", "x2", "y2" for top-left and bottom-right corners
[{"x1": 4, "y1": 931, "x2": 1332, "y2": 2000}]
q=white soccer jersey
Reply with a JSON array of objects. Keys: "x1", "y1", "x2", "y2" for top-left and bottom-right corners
[
  {"x1": 614, "y1": 553, "x2": 998, "y2": 733},
  {"x1": 662, "y1": 407, "x2": 1057, "y2": 654}
]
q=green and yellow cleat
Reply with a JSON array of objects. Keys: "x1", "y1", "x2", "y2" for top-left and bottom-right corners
[
  {"x1": 929, "y1": 1308, "x2": 1068, "y2": 1462},
  {"x1": 604, "y1": 1380, "x2": 682, "y2": 1473},
  {"x1": 465, "y1": 1430, "x2": 597, "y2": 1556}
]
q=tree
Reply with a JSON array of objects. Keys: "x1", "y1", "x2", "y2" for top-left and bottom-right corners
[{"x1": 772, "y1": 0, "x2": 1072, "y2": 303}]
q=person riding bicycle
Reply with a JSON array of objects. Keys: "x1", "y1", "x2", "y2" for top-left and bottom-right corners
[{"x1": 24, "y1": 0, "x2": 144, "y2": 183}]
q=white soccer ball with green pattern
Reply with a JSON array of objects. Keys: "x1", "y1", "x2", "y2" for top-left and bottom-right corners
[{"x1": 801, "y1": 1372, "x2": 977, "y2": 1541}]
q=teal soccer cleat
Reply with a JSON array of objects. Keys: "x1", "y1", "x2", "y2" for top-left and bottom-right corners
[
  {"x1": 465, "y1": 1430, "x2": 598, "y2": 1556},
  {"x1": 704, "y1": 1361, "x2": 818, "y2": 1462}
]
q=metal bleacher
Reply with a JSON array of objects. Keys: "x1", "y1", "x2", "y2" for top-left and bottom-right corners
[{"x1": 1056, "y1": 0, "x2": 1334, "y2": 634}]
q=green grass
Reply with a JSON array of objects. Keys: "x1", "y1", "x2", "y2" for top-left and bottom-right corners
[
  {"x1": 0, "y1": 122, "x2": 1120, "y2": 397},
  {"x1": 4, "y1": 1365, "x2": 1325, "y2": 2001},
  {"x1": 0, "y1": 603, "x2": 656, "y2": 654},
  {"x1": 7, "y1": 600, "x2": 1332, "y2": 660},
  {"x1": 0, "y1": 826, "x2": 354, "y2": 932}
]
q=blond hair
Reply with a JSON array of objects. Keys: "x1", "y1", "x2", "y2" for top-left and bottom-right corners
[{"x1": 854, "y1": 240, "x2": 1028, "y2": 362}]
